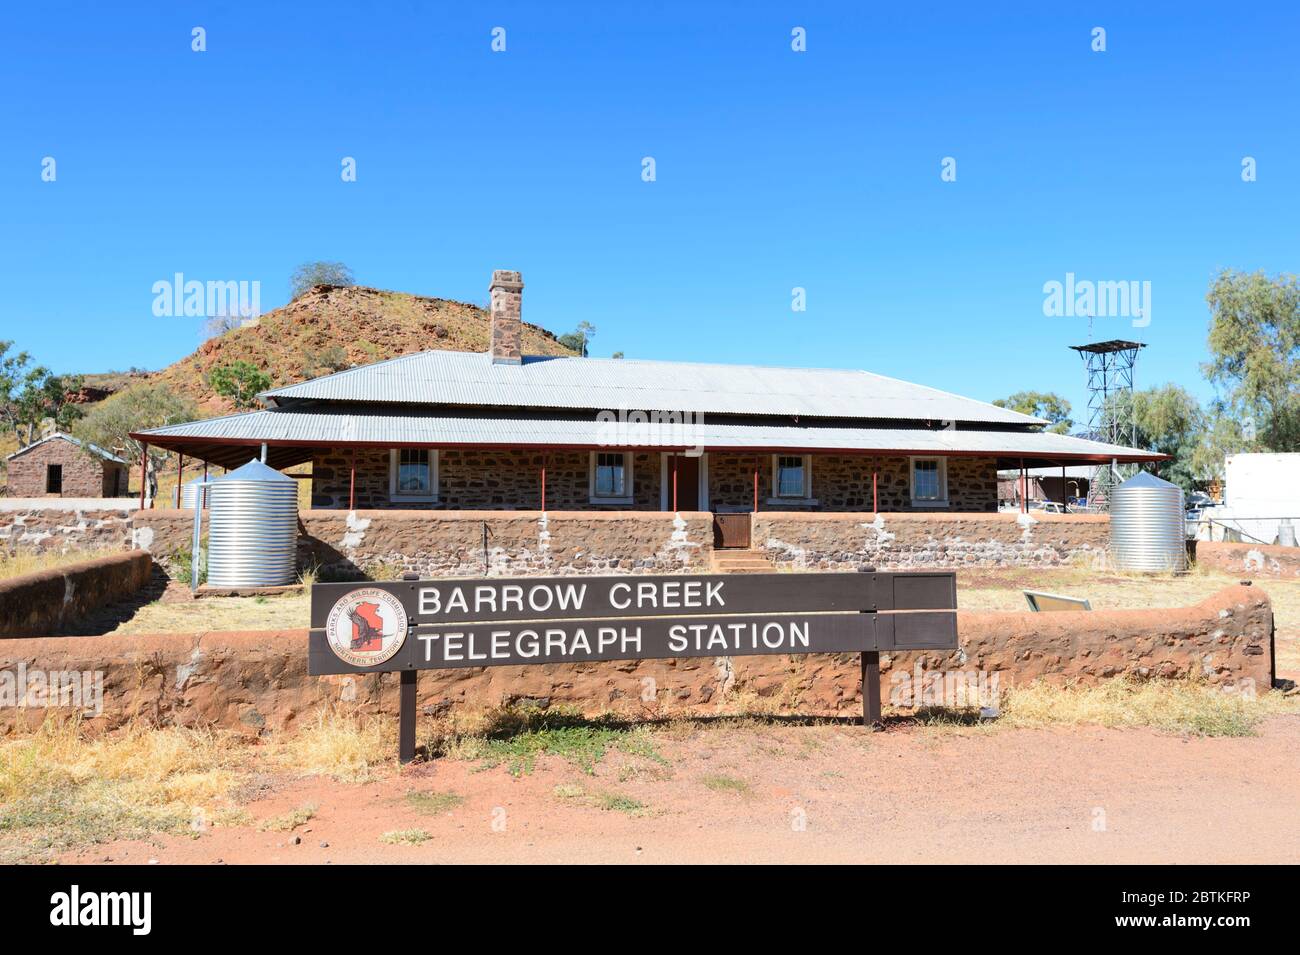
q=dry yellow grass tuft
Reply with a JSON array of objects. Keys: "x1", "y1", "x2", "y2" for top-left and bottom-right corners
[
  {"x1": 996, "y1": 677, "x2": 1297, "y2": 736},
  {"x1": 910, "y1": 675, "x2": 1299, "y2": 737},
  {"x1": 0, "y1": 547, "x2": 121, "y2": 582},
  {"x1": 0, "y1": 716, "x2": 249, "y2": 862},
  {"x1": 268, "y1": 708, "x2": 392, "y2": 782}
]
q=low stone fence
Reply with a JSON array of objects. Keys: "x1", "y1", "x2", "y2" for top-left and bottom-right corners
[
  {"x1": 1195, "y1": 541, "x2": 1300, "y2": 579},
  {"x1": 0, "y1": 552, "x2": 154, "y2": 638},
  {"x1": 0, "y1": 499, "x2": 139, "y2": 553},
  {"x1": 755, "y1": 511, "x2": 1110, "y2": 570},
  {"x1": 0, "y1": 584, "x2": 1270, "y2": 733},
  {"x1": 26, "y1": 505, "x2": 1115, "y2": 575},
  {"x1": 132, "y1": 507, "x2": 714, "y2": 578}
]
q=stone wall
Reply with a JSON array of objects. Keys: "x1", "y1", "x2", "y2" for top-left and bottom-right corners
[
  {"x1": 5, "y1": 437, "x2": 127, "y2": 498},
  {"x1": 297, "y1": 509, "x2": 712, "y2": 578},
  {"x1": 0, "y1": 552, "x2": 154, "y2": 637},
  {"x1": 756, "y1": 510, "x2": 1110, "y2": 569},
  {"x1": 110, "y1": 507, "x2": 1114, "y2": 576},
  {"x1": 708, "y1": 453, "x2": 999, "y2": 512},
  {"x1": 0, "y1": 585, "x2": 1270, "y2": 733},
  {"x1": 0, "y1": 500, "x2": 139, "y2": 553},
  {"x1": 307, "y1": 449, "x2": 997, "y2": 514},
  {"x1": 1195, "y1": 541, "x2": 1300, "y2": 579}
]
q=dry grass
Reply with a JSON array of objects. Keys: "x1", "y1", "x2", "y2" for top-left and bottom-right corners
[
  {"x1": 912, "y1": 675, "x2": 1299, "y2": 737},
  {"x1": 998, "y1": 678, "x2": 1296, "y2": 736},
  {"x1": 0, "y1": 717, "x2": 249, "y2": 863},
  {"x1": 266, "y1": 708, "x2": 392, "y2": 783},
  {"x1": 107, "y1": 590, "x2": 310, "y2": 635},
  {"x1": 258, "y1": 803, "x2": 317, "y2": 832},
  {"x1": 0, "y1": 546, "x2": 120, "y2": 582}
]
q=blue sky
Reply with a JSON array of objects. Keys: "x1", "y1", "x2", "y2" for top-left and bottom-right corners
[{"x1": 1, "y1": 1, "x2": 1296, "y2": 423}]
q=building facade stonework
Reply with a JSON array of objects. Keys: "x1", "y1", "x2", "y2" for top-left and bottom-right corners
[{"x1": 307, "y1": 449, "x2": 999, "y2": 514}]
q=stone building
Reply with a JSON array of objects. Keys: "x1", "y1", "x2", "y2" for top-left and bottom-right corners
[
  {"x1": 4, "y1": 433, "x2": 129, "y2": 499},
  {"x1": 135, "y1": 268, "x2": 1162, "y2": 550}
]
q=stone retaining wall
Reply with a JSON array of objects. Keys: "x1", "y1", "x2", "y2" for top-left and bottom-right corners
[
  {"x1": 1195, "y1": 541, "x2": 1300, "y2": 579},
  {"x1": 0, "y1": 499, "x2": 139, "y2": 553},
  {"x1": 25, "y1": 504, "x2": 1114, "y2": 575},
  {"x1": 297, "y1": 509, "x2": 712, "y2": 577},
  {"x1": 755, "y1": 511, "x2": 1110, "y2": 569},
  {"x1": 0, "y1": 552, "x2": 154, "y2": 638},
  {"x1": 0, "y1": 585, "x2": 1272, "y2": 733}
]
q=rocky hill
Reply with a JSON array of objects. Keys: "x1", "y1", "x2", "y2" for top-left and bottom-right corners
[{"x1": 135, "y1": 284, "x2": 576, "y2": 415}]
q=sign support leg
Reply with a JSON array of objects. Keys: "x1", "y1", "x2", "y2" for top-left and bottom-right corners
[
  {"x1": 399, "y1": 670, "x2": 417, "y2": 763},
  {"x1": 861, "y1": 651, "x2": 882, "y2": 729}
]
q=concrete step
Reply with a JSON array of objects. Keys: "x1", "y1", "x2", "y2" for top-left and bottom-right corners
[{"x1": 710, "y1": 551, "x2": 775, "y2": 573}]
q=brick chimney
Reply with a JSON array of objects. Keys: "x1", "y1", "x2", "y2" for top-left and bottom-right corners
[{"x1": 488, "y1": 269, "x2": 523, "y2": 364}]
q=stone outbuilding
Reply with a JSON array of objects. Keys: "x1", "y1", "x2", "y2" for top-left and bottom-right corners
[{"x1": 4, "y1": 433, "x2": 129, "y2": 499}]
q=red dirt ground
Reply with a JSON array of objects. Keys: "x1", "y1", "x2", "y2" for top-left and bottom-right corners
[{"x1": 62, "y1": 716, "x2": 1300, "y2": 865}]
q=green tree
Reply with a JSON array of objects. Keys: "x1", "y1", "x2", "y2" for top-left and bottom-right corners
[
  {"x1": 0, "y1": 341, "x2": 83, "y2": 446},
  {"x1": 74, "y1": 384, "x2": 198, "y2": 503},
  {"x1": 209, "y1": 361, "x2": 272, "y2": 409},
  {"x1": 557, "y1": 321, "x2": 596, "y2": 357},
  {"x1": 1189, "y1": 409, "x2": 1255, "y2": 485},
  {"x1": 993, "y1": 390, "x2": 1073, "y2": 434},
  {"x1": 289, "y1": 260, "x2": 355, "y2": 299},
  {"x1": 1204, "y1": 269, "x2": 1300, "y2": 451},
  {"x1": 1101, "y1": 384, "x2": 1206, "y2": 490}
]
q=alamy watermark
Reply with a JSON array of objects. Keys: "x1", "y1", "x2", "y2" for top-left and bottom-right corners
[
  {"x1": 1042, "y1": 272, "x2": 1151, "y2": 328},
  {"x1": 596, "y1": 408, "x2": 705, "y2": 456},
  {"x1": 889, "y1": 663, "x2": 1003, "y2": 709},
  {"x1": 152, "y1": 272, "x2": 261, "y2": 321},
  {"x1": 1, "y1": 663, "x2": 103, "y2": 716}
]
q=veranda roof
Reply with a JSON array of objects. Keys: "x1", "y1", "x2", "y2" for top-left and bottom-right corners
[{"x1": 135, "y1": 405, "x2": 1165, "y2": 471}]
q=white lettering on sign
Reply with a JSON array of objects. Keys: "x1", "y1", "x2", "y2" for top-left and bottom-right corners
[
  {"x1": 416, "y1": 579, "x2": 727, "y2": 619},
  {"x1": 668, "y1": 620, "x2": 810, "y2": 653},
  {"x1": 418, "y1": 582, "x2": 589, "y2": 617},
  {"x1": 419, "y1": 626, "x2": 644, "y2": 663},
  {"x1": 415, "y1": 617, "x2": 814, "y2": 665},
  {"x1": 608, "y1": 579, "x2": 724, "y2": 610}
]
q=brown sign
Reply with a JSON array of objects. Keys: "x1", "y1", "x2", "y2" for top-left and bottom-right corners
[
  {"x1": 307, "y1": 570, "x2": 959, "y2": 760},
  {"x1": 309, "y1": 571, "x2": 956, "y2": 630}
]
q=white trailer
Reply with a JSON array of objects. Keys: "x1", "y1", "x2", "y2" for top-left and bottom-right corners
[{"x1": 1200, "y1": 453, "x2": 1300, "y2": 545}]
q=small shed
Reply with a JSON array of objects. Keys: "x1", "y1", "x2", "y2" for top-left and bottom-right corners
[{"x1": 3, "y1": 433, "x2": 129, "y2": 498}]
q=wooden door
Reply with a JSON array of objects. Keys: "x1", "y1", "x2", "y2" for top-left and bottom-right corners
[
  {"x1": 669, "y1": 455, "x2": 700, "y2": 511},
  {"x1": 714, "y1": 512, "x2": 751, "y2": 549}
]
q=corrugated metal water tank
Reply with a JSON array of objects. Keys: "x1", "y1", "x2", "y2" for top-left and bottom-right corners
[
  {"x1": 206, "y1": 459, "x2": 297, "y2": 587},
  {"x1": 180, "y1": 479, "x2": 205, "y2": 509},
  {"x1": 1110, "y1": 471, "x2": 1187, "y2": 572}
]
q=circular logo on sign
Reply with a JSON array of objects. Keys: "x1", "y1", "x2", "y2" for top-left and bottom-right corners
[{"x1": 324, "y1": 588, "x2": 408, "y2": 667}]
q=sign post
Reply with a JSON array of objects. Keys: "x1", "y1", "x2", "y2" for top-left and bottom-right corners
[{"x1": 308, "y1": 570, "x2": 958, "y2": 762}]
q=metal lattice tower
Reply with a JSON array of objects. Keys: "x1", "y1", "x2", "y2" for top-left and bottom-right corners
[{"x1": 1069, "y1": 340, "x2": 1144, "y2": 510}]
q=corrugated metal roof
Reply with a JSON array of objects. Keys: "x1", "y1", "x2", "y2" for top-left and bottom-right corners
[
  {"x1": 261, "y1": 350, "x2": 1044, "y2": 425},
  {"x1": 138, "y1": 407, "x2": 1161, "y2": 461},
  {"x1": 4, "y1": 432, "x2": 126, "y2": 464}
]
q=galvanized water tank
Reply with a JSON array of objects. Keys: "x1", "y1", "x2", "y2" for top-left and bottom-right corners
[
  {"x1": 179, "y1": 479, "x2": 206, "y2": 509},
  {"x1": 1110, "y1": 471, "x2": 1187, "y2": 572},
  {"x1": 206, "y1": 459, "x2": 298, "y2": 587}
]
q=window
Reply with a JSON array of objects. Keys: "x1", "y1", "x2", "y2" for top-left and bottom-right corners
[
  {"x1": 910, "y1": 457, "x2": 948, "y2": 504},
  {"x1": 388, "y1": 449, "x2": 438, "y2": 502},
  {"x1": 771, "y1": 454, "x2": 811, "y2": 499},
  {"x1": 776, "y1": 456, "x2": 805, "y2": 497},
  {"x1": 590, "y1": 451, "x2": 633, "y2": 503},
  {"x1": 45, "y1": 464, "x2": 63, "y2": 494}
]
